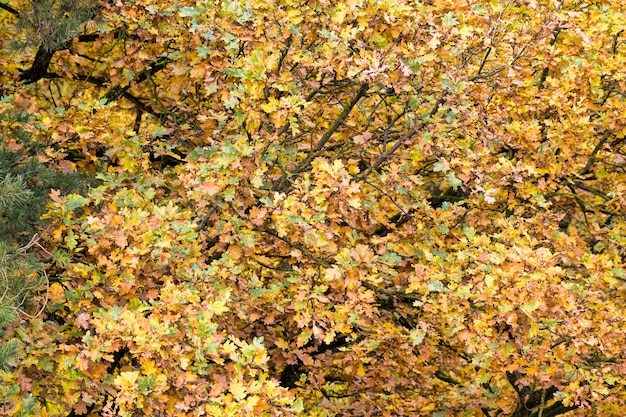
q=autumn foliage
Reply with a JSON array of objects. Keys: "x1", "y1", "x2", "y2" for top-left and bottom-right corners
[{"x1": 1, "y1": 0, "x2": 626, "y2": 416}]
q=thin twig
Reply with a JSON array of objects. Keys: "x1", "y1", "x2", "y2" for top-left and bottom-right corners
[
  {"x1": 196, "y1": 203, "x2": 220, "y2": 232},
  {"x1": 476, "y1": 47, "x2": 491, "y2": 76},
  {"x1": 258, "y1": 226, "x2": 330, "y2": 267},
  {"x1": 354, "y1": 92, "x2": 446, "y2": 182},
  {"x1": 18, "y1": 270, "x2": 49, "y2": 319},
  {"x1": 17, "y1": 233, "x2": 39, "y2": 254}
]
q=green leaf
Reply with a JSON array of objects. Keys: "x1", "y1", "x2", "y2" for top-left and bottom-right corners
[
  {"x1": 260, "y1": 196, "x2": 273, "y2": 207},
  {"x1": 65, "y1": 230, "x2": 78, "y2": 250},
  {"x1": 179, "y1": 6, "x2": 200, "y2": 17},
  {"x1": 65, "y1": 194, "x2": 89, "y2": 211},
  {"x1": 427, "y1": 281, "x2": 447, "y2": 292},
  {"x1": 462, "y1": 226, "x2": 476, "y2": 242},
  {"x1": 432, "y1": 250, "x2": 447, "y2": 260},
  {"x1": 291, "y1": 398, "x2": 304, "y2": 412},
  {"x1": 196, "y1": 45, "x2": 212, "y2": 59},
  {"x1": 442, "y1": 11, "x2": 458, "y2": 26},
  {"x1": 380, "y1": 251, "x2": 402, "y2": 265},
  {"x1": 521, "y1": 299, "x2": 540, "y2": 314},
  {"x1": 484, "y1": 274, "x2": 495, "y2": 290},
  {"x1": 446, "y1": 172, "x2": 462, "y2": 190},
  {"x1": 410, "y1": 328, "x2": 426, "y2": 346},
  {"x1": 223, "y1": 186, "x2": 236, "y2": 202}
]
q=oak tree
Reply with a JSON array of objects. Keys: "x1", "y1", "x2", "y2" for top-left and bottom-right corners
[{"x1": 1, "y1": 0, "x2": 626, "y2": 416}]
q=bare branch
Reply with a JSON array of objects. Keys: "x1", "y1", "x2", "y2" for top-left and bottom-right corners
[
  {"x1": 528, "y1": 401, "x2": 577, "y2": 417},
  {"x1": 361, "y1": 281, "x2": 421, "y2": 303},
  {"x1": 71, "y1": 73, "x2": 163, "y2": 119},
  {"x1": 19, "y1": 32, "x2": 103, "y2": 84},
  {"x1": 275, "y1": 35, "x2": 293, "y2": 76},
  {"x1": 476, "y1": 47, "x2": 491, "y2": 76},
  {"x1": 569, "y1": 180, "x2": 609, "y2": 200}
]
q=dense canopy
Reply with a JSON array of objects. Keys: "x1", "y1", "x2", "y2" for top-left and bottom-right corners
[{"x1": 1, "y1": 0, "x2": 626, "y2": 416}]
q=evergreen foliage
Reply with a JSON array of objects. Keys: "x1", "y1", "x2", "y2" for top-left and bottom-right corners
[
  {"x1": 0, "y1": 104, "x2": 90, "y2": 370},
  {"x1": 13, "y1": 0, "x2": 101, "y2": 52}
]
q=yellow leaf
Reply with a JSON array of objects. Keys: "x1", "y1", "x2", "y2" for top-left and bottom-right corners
[
  {"x1": 114, "y1": 371, "x2": 139, "y2": 390},
  {"x1": 229, "y1": 379, "x2": 248, "y2": 401},
  {"x1": 421, "y1": 402, "x2": 436, "y2": 412},
  {"x1": 49, "y1": 282, "x2": 66, "y2": 304}
]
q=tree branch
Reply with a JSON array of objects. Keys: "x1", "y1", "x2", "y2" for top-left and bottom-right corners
[
  {"x1": 0, "y1": 2, "x2": 19, "y2": 16},
  {"x1": 19, "y1": 33, "x2": 114, "y2": 84},
  {"x1": 258, "y1": 226, "x2": 331, "y2": 267},
  {"x1": 354, "y1": 92, "x2": 446, "y2": 182},
  {"x1": 66, "y1": 347, "x2": 130, "y2": 416},
  {"x1": 579, "y1": 130, "x2": 612, "y2": 176},
  {"x1": 103, "y1": 57, "x2": 171, "y2": 103},
  {"x1": 275, "y1": 35, "x2": 293, "y2": 76},
  {"x1": 506, "y1": 371, "x2": 533, "y2": 417},
  {"x1": 505, "y1": 371, "x2": 576, "y2": 417},
  {"x1": 476, "y1": 47, "x2": 491, "y2": 76},
  {"x1": 19, "y1": 47, "x2": 57, "y2": 84},
  {"x1": 361, "y1": 281, "x2": 421, "y2": 304},
  {"x1": 272, "y1": 83, "x2": 369, "y2": 191},
  {"x1": 71, "y1": 73, "x2": 163, "y2": 119},
  {"x1": 568, "y1": 180, "x2": 609, "y2": 200}
]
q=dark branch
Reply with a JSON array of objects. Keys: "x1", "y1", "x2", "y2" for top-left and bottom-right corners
[
  {"x1": 72, "y1": 73, "x2": 163, "y2": 119},
  {"x1": 610, "y1": 135, "x2": 625, "y2": 148},
  {"x1": 537, "y1": 28, "x2": 561, "y2": 90},
  {"x1": 505, "y1": 372, "x2": 576, "y2": 417},
  {"x1": 66, "y1": 347, "x2": 130, "y2": 416},
  {"x1": 19, "y1": 33, "x2": 112, "y2": 84},
  {"x1": 435, "y1": 370, "x2": 462, "y2": 385},
  {"x1": 569, "y1": 180, "x2": 609, "y2": 200},
  {"x1": 196, "y1": 203, "x2": 220, "y2": 232},
  {"x1": 354, "y1": 92, "x2": 446, "y2": 182},
  {"x1": 300, "y1": 83, "x2": 369, "y2": 159},
  {"x1": 579, "y1": 130, "x2": 612, "y2": 176},
  {"x1": 272, "y1": 83, "x2": 369, "y2": 191},
  {"x1": 476, "y1": 47, "x2": 491, "y2": 76},
  {"x1": 506, "y1": 371, "x2": 533, "y2": 416},
  {"x1": 259, "y1": 226, "x2": 331, "y2": 267},
  {"x1": 103, "y1": 58, "x2": 171, "y2": 103},
  {"x1": 526, "y1": 387, "x2": 558, "y2": 410},
  {"x1": 0, "y1": 2, "x2": 19, "y2": 16},
  {"x1": 19, "y1": 47, "x2": 57, "y2": 84},
  {"x1": 276, "y1": 35, "x2": 293, "y2": 76}
]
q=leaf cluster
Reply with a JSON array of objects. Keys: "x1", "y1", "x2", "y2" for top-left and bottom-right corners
[{"x1": 1, "y1": 0, "x2": 626, "y2": 416}]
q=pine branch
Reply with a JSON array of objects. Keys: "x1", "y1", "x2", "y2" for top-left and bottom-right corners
[
  {"x1": 0, "y1": 174, "x2": 32, "y2": 208},
  {"x1": 0, "y1": 339, "x2": 19, "y2": 371}
]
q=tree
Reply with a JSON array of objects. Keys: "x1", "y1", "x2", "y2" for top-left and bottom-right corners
[
  {"x1": 1, "y1": 0, "x2": 626, "y2": 416},
  {"x1": 0, "y1": 170, "x2": 33, "y2": 372},
  {"x1": 0, "y1": 106, "x2": 88, "y2": 383}
]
